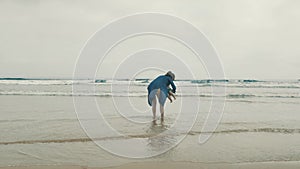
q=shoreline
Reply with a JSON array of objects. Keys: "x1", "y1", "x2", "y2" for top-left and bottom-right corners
[{"x1": 1, "y1": 161, "x2": 300, "y2": 169}]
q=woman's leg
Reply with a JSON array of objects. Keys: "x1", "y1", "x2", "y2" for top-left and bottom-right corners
[
  {"x1": 156, "y1": 89, "x2": 165, "y2": 120},
  {"x1": 167, "y1": 93, "x2": 173, "y2": 103},
  {"x1": 160, "y1": 104, "x2": 165, "y2": 120},
  {"x1": 170, "y1": 92, "x2": 176, "y2": 100},
  {"x1": 151, "y1": 95, "x2": 157, "y2": 119}
]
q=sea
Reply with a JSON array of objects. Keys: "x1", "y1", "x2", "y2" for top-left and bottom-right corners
[{"x1": 0, "y1": 78, "x2": 299, "y2": 167}]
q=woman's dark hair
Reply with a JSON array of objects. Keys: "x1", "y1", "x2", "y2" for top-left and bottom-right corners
[{"x1": 165, "y1": 71, "x2": 175, "y2": 80}]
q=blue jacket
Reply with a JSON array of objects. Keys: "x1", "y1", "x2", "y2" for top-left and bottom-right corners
[{"x1": 147, "y1": 75, "x2": 176, "y2": 106}]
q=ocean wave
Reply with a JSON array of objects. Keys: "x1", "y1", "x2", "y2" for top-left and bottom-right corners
[
  {"x1": 190, "y1": 79, "x2": 229, "y2": 83},
  {"x1": 189, "y1": 128, "x2": 300, "y2": 135},
  {"x1": 0, "y1": 138, "x2": 93, "y2": 145},
  {"x1": 1, "y1": 78, "x2": 299, "y2": 88},
  {"x1": 215, "y1": 84, "x2": 300, "y2": 89},
  {"x1": 1, "y1": 127, "x2": 299, "y2": 145},
  {"x1": 0, "y1": 91, "x2": 299, "y2": 99},
  {"x1": 227, "y1": 94, "x2": 256, "y2": 98},
  {"x1": 179, "y1": 94, "x2": 300, "y2": 99},
  {"x1": 0, "y1": 91, "x2": 147, "y2": 97},
  {"x1": 0, "y1": 118, "x2": 80, "y2": 123}
]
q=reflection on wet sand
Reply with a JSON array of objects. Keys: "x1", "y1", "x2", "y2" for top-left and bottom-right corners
[{"x1": 146, "y1": 119, "x2": 178, "y2": 152}]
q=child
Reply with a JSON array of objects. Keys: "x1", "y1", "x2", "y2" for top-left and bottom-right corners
[{"x1": 167, "y1": 87, "x2": 176, "y2": 103}]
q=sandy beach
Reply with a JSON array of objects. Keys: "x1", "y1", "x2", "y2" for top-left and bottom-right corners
[
  {"x1": 1, "y1": 80, "x2": 299, "y2": 168},
  {"x1": 1, "y1": 161, "x2": 300, "y2": 169}
]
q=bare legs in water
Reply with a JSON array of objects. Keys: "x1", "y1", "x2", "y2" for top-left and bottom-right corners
[{"x1": 151, "y1": 89, "x2": 164, "y2": 121}]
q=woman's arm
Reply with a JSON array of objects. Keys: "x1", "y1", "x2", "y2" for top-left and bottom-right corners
[{"x1": 169, "y1": 78, "x2": 176, "y2": 93}]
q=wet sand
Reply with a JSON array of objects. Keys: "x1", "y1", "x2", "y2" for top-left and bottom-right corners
[
  {"x1": 1, "y1": 161, "x2": 300, "y2": 169},
  {"x1": 1, "y1": 86, "x2": 299, "y2": 168}
]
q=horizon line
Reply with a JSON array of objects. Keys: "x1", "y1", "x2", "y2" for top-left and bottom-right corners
[{"x1": 0, "y1": 77, "x2": 299, "y2": 81}]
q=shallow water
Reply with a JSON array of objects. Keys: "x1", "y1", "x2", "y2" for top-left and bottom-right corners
[{"x1": 0, "y1": 79, "x2": 299, "y2": 167}]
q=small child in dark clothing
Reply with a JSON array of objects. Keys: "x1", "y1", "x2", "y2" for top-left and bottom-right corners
[{"x1": 167, "y1": 87, "x2": 176, "y2": 103}]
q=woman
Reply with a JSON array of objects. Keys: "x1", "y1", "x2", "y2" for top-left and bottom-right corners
[{"x1": 147, "y1": 71, "x2": 176, "y2": 120}]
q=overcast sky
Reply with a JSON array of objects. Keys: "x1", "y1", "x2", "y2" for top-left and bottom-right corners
[{"x1": 0, "y1": 0, "x2": 299, "y2": 79}]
